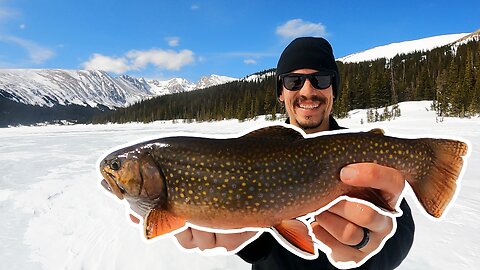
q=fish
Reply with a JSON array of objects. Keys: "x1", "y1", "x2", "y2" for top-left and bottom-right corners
[{"x1": 98, "y1": 125, "x2": 468, "y2": 255}]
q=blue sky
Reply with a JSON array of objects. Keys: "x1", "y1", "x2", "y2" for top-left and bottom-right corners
[{"x1": 0, "y1": 0, "x2": 479, "y2": 82}]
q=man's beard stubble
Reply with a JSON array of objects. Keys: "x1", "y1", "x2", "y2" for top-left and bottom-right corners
[{"x1": 294, "y1": 95, "x2": 329, "y2": 130}]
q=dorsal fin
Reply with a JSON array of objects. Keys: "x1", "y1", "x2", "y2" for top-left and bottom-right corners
[
  {"x1": 368, "y1": 128, "x2": 385, "y2": 135},
  {"x1": 242, "y1": 125, "x2": 304, "y2": 141}
]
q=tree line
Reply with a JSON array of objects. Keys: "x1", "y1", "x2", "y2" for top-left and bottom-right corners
[
  {"x1": 334, "y1": 38, "x2": 480, "y2": 118},
  {"x1": 92, "y1": 39, "x2": 480, "y2": 124}
]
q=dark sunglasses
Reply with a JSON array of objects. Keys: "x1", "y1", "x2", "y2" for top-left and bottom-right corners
[{"x1": 279, "y1": 72, "x2": 334, "y2": 91}]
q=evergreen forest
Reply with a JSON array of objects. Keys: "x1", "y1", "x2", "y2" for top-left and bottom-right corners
[{"x1": 92, "y1": 39, "x2": 480, "y2": 124}]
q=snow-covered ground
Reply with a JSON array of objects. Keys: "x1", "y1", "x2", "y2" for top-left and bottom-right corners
[{"x1": 1, "y1": 101, "x2": 479, "y2": 269}]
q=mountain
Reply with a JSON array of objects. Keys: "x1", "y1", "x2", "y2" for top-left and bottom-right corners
[
  {"x1": 196, "y1": 74, "x2": 237, "y2": 89},
  {"x1": 147, "y1": 75, "x2": 237, "y2": 96},
  {"x1": 337, "y1": 33, "x2": 470, "y2": 63},
  {"x1": 0, "y1": 70, "x2": 156, "y2": 109},
  {"x1": 0, "y1": 70, "x2": 237, "y2": 109},
  {"x1": 147, "y1": 77, "x2": 196, "y2": 96},
  {"x1": 0, "y1": 70, "x2": 237, "y2": 126}
]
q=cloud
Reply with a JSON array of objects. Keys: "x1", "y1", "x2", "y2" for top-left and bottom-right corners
[
  {"x1": 127, "y1": 49, "x2": 194, "y2": 71},
  {"x1": 82, "y1": 48, "x2": 195, "y2": 74},
  {"x1": 165, "y1": 37, "x2": 180, "y2": 47},
  {"x1": 19, "y1": 23, "x2": 26, "y2": 29},
  {"x1": 243, "y1": 59, "x2": 257, "y2": 65},
  {"x1": 0, "y1": 35, "x2": 55, "y2": 64},
  {"x1": 0, "y1": 8, "x2": 17, "y2": 21},
  {"x1": 276, "y1": 19, "x2": 327, "y2": 38},
  {"x1": 82, "y1": 54, "x2": 129, "y2": 73},
  {"x1": 191, "y1": 4, "x2": 199, "y2": 10}
]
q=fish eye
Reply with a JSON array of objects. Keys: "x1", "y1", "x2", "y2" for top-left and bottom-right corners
[{"x1": 110, "y1": 159, "x2": 121, "y2": 171}]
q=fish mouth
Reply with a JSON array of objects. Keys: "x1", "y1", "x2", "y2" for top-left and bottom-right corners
[
  {"x1": 100, "y1": 172, "x2": 125, "y2": 200},
  {"x1": 101, "y1": 179, "x2": 113, "y2": 193},
  {"x1": 101, "y1": 178, "x2": 154, "y2": 218}
]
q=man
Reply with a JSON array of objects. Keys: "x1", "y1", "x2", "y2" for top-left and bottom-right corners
[{"x1": 174, "y1": 37, "x2": 415, "y2": 269}]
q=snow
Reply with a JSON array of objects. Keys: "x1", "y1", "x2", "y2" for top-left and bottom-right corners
[
  {"x1": 1, "y1": 101, "x2": 479, "y2": 269},
  {"x1": 338, "y1": 33, "x2": 469, "y2": 63},
  {"x1": 242, "y1": 70, "x2": 275, "y2": 82}
]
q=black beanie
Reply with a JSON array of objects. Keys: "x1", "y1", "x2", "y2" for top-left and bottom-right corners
[{"x1": 275, "y1": 37, "x2": 340, "y2": 100}]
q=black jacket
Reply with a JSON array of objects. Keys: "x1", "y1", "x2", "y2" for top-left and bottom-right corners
[{"x1": 237, "y1": 116, "x2": 415, "y2": 269}]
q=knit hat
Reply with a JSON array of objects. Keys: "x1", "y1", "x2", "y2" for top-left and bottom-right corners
[{"x1": 275, "y1": 37, "x2": 340, "y2": 100}]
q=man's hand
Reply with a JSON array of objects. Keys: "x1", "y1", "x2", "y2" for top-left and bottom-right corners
[
  {"x1": 311, "y1": 163, "x2": 405, "y2": 263},
  {"x1": 174, "y1": 228, "x2": 258, "y2": 252},
  {"x1": 129, "y1": 213, "x2": 258, "y2": 253}
]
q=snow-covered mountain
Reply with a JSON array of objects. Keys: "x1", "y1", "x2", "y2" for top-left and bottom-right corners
[
  {"x1": 0, "y1": 69, "x2": 152, "y2": 108},
  {"x1": 0, "y1": 70, "x2": 237, "y2": 109},
  {"x1": 196, "y1": 74, "x2": 237, "y2": 89},
  {"x1": 147, "y1": 77, "x2": 196, "y2": 96},
  {"x1": 148, "y1": 75, "x2": 237, "y2": 96},
  {"x1": 337, "y1": 32, "x2": 472, "y2": 63}
]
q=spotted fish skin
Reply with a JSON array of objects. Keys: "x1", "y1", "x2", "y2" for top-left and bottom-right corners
[{"x1": 99, "y1": 125, "x2": 468, "y2": 238}]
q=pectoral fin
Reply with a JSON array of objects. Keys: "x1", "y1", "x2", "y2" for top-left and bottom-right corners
[
  {"x1": 144, "y1": 208, "x2": 186, "y2": 239},
  {"x1": 273, "y1": 219, "x2": 315, "y2": 255},
  {"x1": 346, "y1": 187, "x2": 396, "y2": 213}
]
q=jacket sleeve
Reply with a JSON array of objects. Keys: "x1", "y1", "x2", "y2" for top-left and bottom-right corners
[
  {"x1": 236, "y1": 231, "x2": 276, "y2": 263},
  {"x1": 237, "y1": 199, "x2": 415, "y2": 269}
]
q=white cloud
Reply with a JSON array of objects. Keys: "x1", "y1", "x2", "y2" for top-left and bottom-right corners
[
  {"x1": 0, "y1": 35, "x2": 54, "y2": 64},
  {"x1": 82, "y1": 53, "x2": 129, "y2": 73},
  {"x1": 0, "y1": 8, "x2": 16, "y2": 21},
  {"x1": 276, "y1": 19, "x2": 327, "y2": 38},
  {"x1": 191, "y1": 4, "x2": 199, "y2": 10},
  {"x1": 127, "y1": 49, "x2": 194, "y2": 71},
  {"x1": 166, "y1": 37, "x2": 180, "y2": 47},
  {"x1": 244, "y1": 59, "x2": 257, "y2": 65},
  {"x1": 19, "y1": 23, "x2": 26, "y2": 29},
  {"x1": 82, "y1": 48, "x2": 195, "y2": 74},
  {"x1": 0, "y1": 9, "x2": 9, "y2": 20}
]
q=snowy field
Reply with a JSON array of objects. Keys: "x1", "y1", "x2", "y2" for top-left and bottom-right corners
[{"x1": 1, "y1": 101, "x2": 479, "y2": 270}]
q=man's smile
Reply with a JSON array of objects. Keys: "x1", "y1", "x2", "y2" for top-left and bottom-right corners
[{"x1": 297, "y1": 102, "x2": 320, "y2": 110}]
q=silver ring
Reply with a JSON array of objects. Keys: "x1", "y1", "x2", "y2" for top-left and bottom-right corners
[{"x1": 349, "y1": 227, "x2": 370, "y2": 249}]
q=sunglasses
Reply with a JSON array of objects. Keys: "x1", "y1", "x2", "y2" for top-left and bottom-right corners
[{"x1": 279, "y1": 72, "x2": 334, "y2": 91}]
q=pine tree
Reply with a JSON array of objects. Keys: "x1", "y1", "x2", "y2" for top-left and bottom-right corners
[
  {"x1": 463, "y1": 49, "x2": 476, "y2": 116},
  {"x1": 435, "y1": 69, "x2": 449, "y2": 117}
]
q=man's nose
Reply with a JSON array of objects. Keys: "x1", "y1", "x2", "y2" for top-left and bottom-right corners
[{"x1": 298, "y1": 78, "x2": 317, "y2": 96}]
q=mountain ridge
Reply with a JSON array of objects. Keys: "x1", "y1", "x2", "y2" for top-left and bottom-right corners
[
  {"x1": 0, "y1": 69, "x2": 236, "y2": 109},
  {"x1": 337, "y1": 32, "x2": 472, "y2": 63}
]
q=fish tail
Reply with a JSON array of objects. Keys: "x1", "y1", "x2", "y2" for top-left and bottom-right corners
[{"x1": 409, "y1": 139, "x2": 468, "y2": 218}]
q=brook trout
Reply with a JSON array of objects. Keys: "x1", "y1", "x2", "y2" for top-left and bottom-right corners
[{"x1": 99, "y1": 125, "x2": 468, "y2": 254}]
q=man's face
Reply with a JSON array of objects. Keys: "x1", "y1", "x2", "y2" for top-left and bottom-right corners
[{"x1": 279, "y1": 68, "x2": 334, "y2": 134}]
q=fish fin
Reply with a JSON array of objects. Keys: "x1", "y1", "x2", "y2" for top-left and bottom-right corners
[
  {"x1": 408, "y1": 139, "x2": 468, "y2": 218},
  {"x1": 129, "y1": 214, "x2": 140, "y2": 224},
  {"x1": 346, "y1": 187, "x2": 396, "y2": 213},
  {"x1": 273, "y1": 219, "x2": 315, "y2": 255},
  {"x1": 144, "y1": 208, "x2": 186, "y2": 239},
  {"x1": 368, "y1": 128, "x2": 385, "y2": 135},
  {"x1": 243, "y1": 126, "x2": 304, "y2": 141}
]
